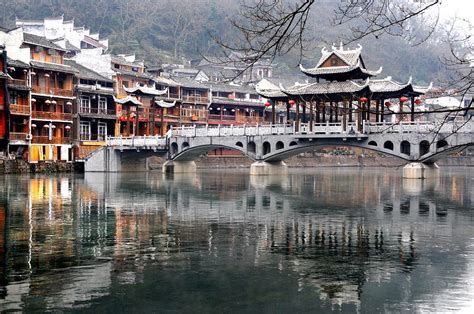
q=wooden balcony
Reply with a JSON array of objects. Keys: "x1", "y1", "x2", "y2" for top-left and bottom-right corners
[
  {"x1": 180, "y1": 108, "x2": 208, "y2": 123},
  {"x1": 182, "y1": 95, "x2": 209, "y2": 104},
  {"x1": 9, "y1": 132, "x2": 28, "y2": 142},
  {"x1": 79, "y1": 107, "x2": 116, "y2": 119},
  {"x1": 9, "y1": 104, "x2": 30, "y2": 115},
  {"x1": 31, "y1": 85, "x2": 73, "y2": 97},
  {"x1": 8, "y1": 78, "x2": 29, "y2": 89},
  {"x1": 236, "y1": 115, "x2": 265, "y2": 125},
  {"x1": 32, "y1": 136, "x2": 72, "y2": 145},
  {"x1": 32, "y1": 111, "x2": 73, "y2": 121},
  {"x1": 208, "y1": 114, "x2": 236, "y2": 122}
]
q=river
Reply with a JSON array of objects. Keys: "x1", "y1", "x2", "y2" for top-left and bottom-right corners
[{"x1": 0, "y1": 168, "x2": 473, "y2": 312}]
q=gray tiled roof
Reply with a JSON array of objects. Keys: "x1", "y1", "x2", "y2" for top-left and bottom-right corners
[
  {"x1": 7, "y1": 57, "x2": 29, "y2": 68},
  {"x1": 172, "y1": 76, "x2": 209, "y2": 90},
  {"x1": 113, "y1": 68, "x2": 154, "y2": 80},
  {"x1": 30, "y1": 60, "x2": 78, "y2": 74},
  {"x1": 369, "y1": 77, "x2": 410, "y2": 93},
  {"x1": 23, "y1": 33, "x2": 66, "y2": 51},
  {"x1": 284, "y1": 80, "x2": 369, "y2": 96},
  {"x1": 65, "y1": 60, "x2": 113, "y2": 82}
]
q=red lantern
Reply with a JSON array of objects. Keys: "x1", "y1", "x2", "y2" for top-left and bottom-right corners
[
  {"x1": 264, "y1": 102, "x2": 271, "y2": 107},
  {"x1": 385, "y1": 101, "x2": 392, "y2": 108},
  {"x1": 288, "y1": 100, "x2": 296, "y2": 106},
  {"x1": 399, "y1": 96, "x2": 409, "y2": 103},
  {"x1": 415, "y1": 99, "x2": 422, "y2": 105},
  {"x1": 359, "y1": 97, "x2": 368, "y2": 102}
]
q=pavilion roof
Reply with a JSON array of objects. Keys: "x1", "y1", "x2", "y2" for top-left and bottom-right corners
[
  {"x1": 283, "y1": 79, "x2": 370, "y2": 96},
  {"x1": 123, "y1": 85, "x2": 168, "y2": 96},
  {"x1": 299, "y1": 44, "x2": 382, "y2": 80}
]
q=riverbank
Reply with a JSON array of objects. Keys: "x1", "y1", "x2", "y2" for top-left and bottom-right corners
[{"x1": 2, "y1": 154, "x2": 473, "y2": 174}]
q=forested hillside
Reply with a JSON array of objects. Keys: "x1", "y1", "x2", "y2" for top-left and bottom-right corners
[{"x1": 0, "y1": 0, "x2": 454, "y2": 85}]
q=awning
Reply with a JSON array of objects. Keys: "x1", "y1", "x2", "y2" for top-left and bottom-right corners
[
  {"x1": 114, "y1": 96, "x2": 143, "y2": 106},
  {"x1": 155, "y1": 100, "x2": 176, "y2": 108}
]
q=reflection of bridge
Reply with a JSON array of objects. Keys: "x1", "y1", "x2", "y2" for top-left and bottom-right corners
[{"x1": 84, "y1": 120, "x2": 473, "y2": 178}]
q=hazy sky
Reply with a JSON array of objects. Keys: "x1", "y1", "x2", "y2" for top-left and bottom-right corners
[{"x1": 439, "y1": 0, "x2": 474, "y2": 23}]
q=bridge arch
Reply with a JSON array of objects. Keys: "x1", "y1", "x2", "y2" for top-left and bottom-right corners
[
  {"x1": 236, "y1": 141, "x2": 243, "y2": 148},
  {"x1": 400, "y1": 141, "x2": 411, "y2": 155},
  {"x1": 182, "y1": 142, "x2": 190, "y2": 150},
  {"x1": 170, "y1": 142, "x2": 178, "y2": 155},
  {"x1": 263, "y1": 142, "x2": 271, "y2": 155},
  {"x1": 248, "y1": 141, "x2": 256, "y2": 154},
  {"x1": 384, "y1": 141, "x2": 394, "y2": 150},
  {"x1": 289, "y1": 141, "x2": 298, "y2": 147},
  {"x1": 437, "y1": 139, "x2": 448, "y2": 149},
  {"x1": 368, "y1": 141, "x2": 377, "y2": 147},
  {"x1": 276, "y1": 141, "x2": 284, "y2": 150},
  {"x1": 420, "y1": 140, "x2": 430, "y2": 156}
]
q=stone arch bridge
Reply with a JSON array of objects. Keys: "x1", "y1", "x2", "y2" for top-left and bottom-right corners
[{"x1": 86, "y1": 121, "x2": 473, "y2": 178}]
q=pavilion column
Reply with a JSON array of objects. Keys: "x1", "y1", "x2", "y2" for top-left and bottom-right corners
[
  {"x1": 335, "y1": 102, "x2": 339, "y2": 123},
  {"x1": 286, "y1": 102, "x2": 290, "y2": 123},
  {"x1": 295, "y1": 101, "x2": 300, "y2": 131},
  {"x1": 271, "y1": 100, "x2": 276, "y2": 124},
  {"x1": 348, "y1": 97, "x2": 353, "y2": 123},
  {"x1": 375, "y1": 100, "x2": 379, "y2": 123},
  {"x1": 342, "y1": 99, "x2": 348, "y2": 132},
  {"x1": 220, "y1": 105, "x2": 223, "y2": 120},
  {"x1": 380, "y1": 99, "x2": 385, "y2": 123},
  {"x1": 135, "y1": 109, "x2": 139, "y2": 136},
  {"x1": 160, "y1": 108, "x2": 165, "y2": 136},
  {"x1": 322, "y1": 102, "x2": 326, "y2": 123},
  {"x1": 329, "y1": 102, "x2": 333, "y2": 123},
  {"x1": 309, "y1": 101, "x2": 314, "y2": 131},
  {"x1": 126, "y1": 108, "x2": 131, "y2": 137},
  {"x1": 357, "y1": 99, "x2": 362, "y2": 132},
  {"x1": 302, "y1": 102, "x2": 306, "y2": 123},
  {"x1": 367, "y1": 98, "x2": 371, "y2": 122},
  {"x1": 316, "y1": 102, "x2": 320, "y2": 123},
  {"x1": 410, "y1": 96, "x2": 415, "y2": 122}
]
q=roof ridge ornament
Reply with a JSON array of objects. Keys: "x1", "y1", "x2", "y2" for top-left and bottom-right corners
[
  {"x1": 407, "y1": 76, "x2": 413, "y2": 85},
  {"x1": 356, "y1": 44, "x2": 363, "y2": 52},
  {"x1": 340, "y1": 42, "x2": 344, "y2": 51}
]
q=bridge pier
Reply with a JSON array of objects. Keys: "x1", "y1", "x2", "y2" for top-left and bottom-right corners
[
  {"x1": 403, "y1": 162, "x2": 440, "y2": 179},
  {"x1": 250, "y1": 161, "x2": 288, "y2": 176},
  {"x1": 162, "y1": 160, "x2": 197, "y2": 174}
]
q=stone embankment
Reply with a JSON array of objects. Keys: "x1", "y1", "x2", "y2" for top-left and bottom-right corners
[{"x1": 0, "y1": 159, "x2": 73, "y2": 174}]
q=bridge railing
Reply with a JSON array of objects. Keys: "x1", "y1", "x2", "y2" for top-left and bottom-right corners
[
  {"x1": 367, "y1": 120, "x2": 472, "y2": 134},
  {"x1": 106, "y1": 136, "x2": 167, "y2": 148}
]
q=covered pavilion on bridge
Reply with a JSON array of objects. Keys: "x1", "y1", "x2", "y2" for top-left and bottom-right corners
[{"x1": 257, "y1": 44, "x2": 432, "y2": 132}]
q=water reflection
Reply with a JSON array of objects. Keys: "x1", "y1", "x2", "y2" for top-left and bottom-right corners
[{"x1": 0, "y1": 168, "x2": 473, "y2": 312}]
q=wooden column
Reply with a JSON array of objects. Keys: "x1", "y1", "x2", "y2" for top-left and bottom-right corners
[
  {"x1": 380, "y1": 99, "x2": 385, "y2": 123},
  {"x1": 322, "y1": 102, "x2": 326, "y2": 123},
  {"x1": 410, "y1": 96, "x2": 415, "y2": 122},
  {"x1": 357, "y1": 100, "x2": 362, "y2": 132},
  {"x1": 126, "y1": 107, "x2": 131, "y2": 137},
  {"x1": 271, "y1": 100, "x2": 276, "y2": 124},
  {"x1": 329, "y1": 102, "x2": 333, "y2": 123},
  {"x1": 302, "y1": 102, "x2": 306, "y2": 123},
  {"x1": 295, "y1": 101, "x2": 300, "y2": 131},
  {"x1": 286, "y1": 102, "x2": 290, "y2": 123},
  {"x1": 309, "y1": 101, "x2": 314, "y2": 131},
  {"x1": 316, "y1": 102, "x2": 320, "y2": 123},
  {"x1": 367, "y1": 98, "x2": 371, "y2": 122},
  {"x1": 342, "y1": 99, "x2": 347, "y2": 132},
  {"x1": 335, "y1": 102, "x2": 339, "y2": 123},
  {"x1": 348, "y1": 97, "x2": 353, "y2": 123},
  {"x1": 160, "y1": 107, "x2": 165, "y2": 136},
  {"x1": 375, "y1": 100, "x2": 379, "y2": 123}
]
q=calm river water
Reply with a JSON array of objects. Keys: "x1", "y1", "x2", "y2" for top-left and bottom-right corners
[{"x1": 0, "y1": 168, "x2": 473, "y2": 312}]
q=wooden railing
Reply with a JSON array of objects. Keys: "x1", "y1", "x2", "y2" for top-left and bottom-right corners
[
  {"x1": 31, "y1": 85, "x2": 73, "y2": 97},
  {"x1": 79, "y1": 107, "x2": 116, "y2": 116},
  {"x1": 208, "y1": 114, "x2": 236, "y2": 122},
  {"x1": 32, "y1": 111, "x2": 73, "y2": 121},
  {"x1": 32, "y1": 136, "x2": 72, "y2": 145},
  {"x1": 8, "y1": 78, "x2": 28, "y2": 86},
  {"x1": 182, "y1": 95, "x2": 209, "y2": 104},
  {"x1": 9, "y1": 132, "x2": 28, "y2": 141},
  {"x1": 180, "y1": 108, "x2": 207, "y2": 122},
  {"x1": 9, "y1": 104, "x2": 30, "y2": 115}
]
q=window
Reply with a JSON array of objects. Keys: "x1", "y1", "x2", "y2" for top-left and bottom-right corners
[
  {"x1": 98, "y1": 97, "x2": 107, "y2": 114},
  {"x1": 80, "y1": 96, "x2": 91, "y2": 113},
  {"x1": 122, "y1": 81, "x2": 129, "y2": 88},
  {"x1": 80, "y1": 122, "x2": 91, "y2": 141},
  {"x1": 98, "y1": 123, "x2": 107, "y2": 141},
  {"x1": 114, "y1": 64, "x2": 120, "y2": 69},
  {"x1": 9, "y1": 92, "x2": 18, "y2": 105}
]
